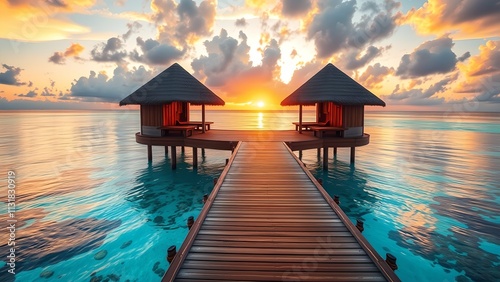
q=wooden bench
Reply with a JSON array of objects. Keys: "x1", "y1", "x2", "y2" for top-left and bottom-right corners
[
  {"x1": 158, "y1": 125, "x2": 196, "y2": 137},
  {"x1": 292, "y1": 122, "x2": 327, "y2": 131},
  {"x1": 309, "y1": 126, "x2": 346, "y2": 138},
  {"x1": 177, "y1": 121, "x2": 214, "y2": 131}
]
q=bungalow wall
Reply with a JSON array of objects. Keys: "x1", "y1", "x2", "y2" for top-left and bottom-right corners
[
  {"x1": 140, "y1": 102, "x2": 190, "y2": 136},
  {"x1": 342, "y1": 105, "x2": 364, "y2": 137},
  {"x1": 316, "y1": 103, "x2": 364, "y2": 137}
]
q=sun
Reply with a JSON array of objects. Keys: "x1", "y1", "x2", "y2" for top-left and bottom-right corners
[{"x1": 256, "y1": 101, "x2": 265, "y2": 108}]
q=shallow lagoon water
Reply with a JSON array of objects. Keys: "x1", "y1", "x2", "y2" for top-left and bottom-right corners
[{"x1": 0, "y1": 110, "x2": 498, "y2": 281}]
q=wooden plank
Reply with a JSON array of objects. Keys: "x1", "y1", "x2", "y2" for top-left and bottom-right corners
[
  {"x1": 182, "y1": 260, "x2": 378, "y2": 272},
  {"x1": 176, "y1": 269, "x2": 386, "y2": 281}
]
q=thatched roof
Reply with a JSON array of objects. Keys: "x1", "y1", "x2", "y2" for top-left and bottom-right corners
[
  {"x1": 281, "y1": 63, "x2": 385, "y2": 106},
  {"x1": 119, "y1": 63, "x2": 225, "y2": 106}
]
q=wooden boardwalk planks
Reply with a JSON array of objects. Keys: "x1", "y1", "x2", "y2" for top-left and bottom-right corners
[{"x1": 163, "y1": 142, "x2": 400, "y2": 282}]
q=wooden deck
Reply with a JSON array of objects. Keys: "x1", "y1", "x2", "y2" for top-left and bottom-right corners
[
  {"x1": 163, "y1": 141, "x2": 400, "y2": 281},
  {"x1": 135, "y1": 130, "x2": 369, "y2": 151}
]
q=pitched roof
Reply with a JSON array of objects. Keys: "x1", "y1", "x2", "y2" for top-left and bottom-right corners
[
  {"x1": 119, "y1": 63, "x2": 225, "y2": 106},
  {"x1": 281, "y1": 63, "x2": 386, "y2": 106}
]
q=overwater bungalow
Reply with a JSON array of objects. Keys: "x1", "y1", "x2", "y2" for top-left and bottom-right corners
[
  {"x1": 119, "y1": 63, "x2": 225, "y2": 165},
  {"x1": 120, "y1": 62, "x2": 225, "y2": 136},
  {"x1": 281, "y1": 63, "x2": 386, "y2": 163}
]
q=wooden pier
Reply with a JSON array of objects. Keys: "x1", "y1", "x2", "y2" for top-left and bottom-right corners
[{"x1": 163, "y1": 141, "x2": 399, "y2": 281}]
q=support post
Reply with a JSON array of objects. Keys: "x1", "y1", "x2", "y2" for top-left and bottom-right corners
[
  {"x1": 165, "y1": 146, "x2": 168, "y2": 155},
  {"x1": 299, "y1": 150, "x2": 303, "y2": 160},
  {"x1": 317, "y1": 148, "x2": 321, "y2": 158},
  {"x1": 147, "y1": 145, "x2": 152, "y2": 162},
  {"x1": 192, "y1": 147, "x2": 198, "y2": 168},
  {"x1": 171, "y1": 146, "x2": 177, "y2": 170},
  {"x1": 181, "y1": 146, "x2": 185, "y2": 154},
  {"x1": 323, "y1": 147, "x2": 328, "y2": 170},
  {"x1": 299, "y1": 104, "x2": 303, "y2": 134},
  {"x1": 350, "y1": 147, "x2": 355, "y2": 164},
  {"x1": 333, "y1": 147, "x2": 337, "y2": 157},
  {"x1": 202, "y1": 104, "x2": 206, "y2": 133}
]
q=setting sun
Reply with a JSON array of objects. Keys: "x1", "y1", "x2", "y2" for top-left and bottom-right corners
[{"x1": 256, "y1": 101, "x2": 265, "y2": 108}]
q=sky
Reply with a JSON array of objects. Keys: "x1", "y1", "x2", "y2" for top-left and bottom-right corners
[{"x1": 0, "y1": 0, "x2": 499, "y2": 111}]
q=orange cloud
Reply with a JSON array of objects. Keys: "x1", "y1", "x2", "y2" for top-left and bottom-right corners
[
  {"x1": 459, "y1": 41, "x2": 499, "y2": 77},
  {"x1": 64, "y1": 43, "x2": 85, "y2": 57},
  {"x1": 403, "y1": 0, "x2": 500, "y2": 38},
  {"x1": 0, "y1": 1, "x2": 93, "y2": 41}
]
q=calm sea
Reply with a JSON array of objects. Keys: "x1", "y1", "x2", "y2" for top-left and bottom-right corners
[{"x1": 0, "y1": 110, "x2": 499, "y2": 281}]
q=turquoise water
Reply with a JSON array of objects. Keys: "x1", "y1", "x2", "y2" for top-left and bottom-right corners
[{"x1": 0, "y1": 110, "x2": 499, "y2": 281}]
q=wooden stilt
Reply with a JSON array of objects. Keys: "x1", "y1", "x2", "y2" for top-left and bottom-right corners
[
  {"x1": 171, "y1": 146, "x2": 177, "y2": 170},
  {"x1": 193, "y1": 147, "x2": 198, "y2": 168},
  {"x1": 350, "y1": 147, "x2": 355, "y2": 164},
  {"x1": 299, "y1": 105, "x2": 303, "y2": 134},
  {"x1": 333, "y1": 147, "x2": 337, "y2": 157},
  {"x1": 165, "y1": 146, "x2": 169, "y2": 155},
  {"x1": 202, "y1": 104, "x2": 206, "y2": 133},
  {"x1": 299, "y1": 150, "x2": 303, "y2": 160},
  {"x1": 323, "y1": 147, "x2": 328, "y2": 170},
  {"x1": 147, "y1": 145, "x2": 152, "y2": 162},
  {"x1": 317, "y1": 148, "x2": 321, "y2": 158},
  {"x1": 181, "y1": 146, "x2": 185, "y2": 154}
]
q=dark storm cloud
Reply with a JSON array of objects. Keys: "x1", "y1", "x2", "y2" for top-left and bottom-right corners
[
  {"x1": 396, "y1": 36, "x2": 458, "y2": 78},
  {"x1": 281, "y1": 0, "x2": 312, "y2": 17},
  {"x1": 91, "y1": 37, "x2": 127, "y2": 63}
]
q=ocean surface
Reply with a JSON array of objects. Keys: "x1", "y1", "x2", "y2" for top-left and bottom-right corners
[{"x1": 0, "y1": 110, "x2": 499, "y2": 281}]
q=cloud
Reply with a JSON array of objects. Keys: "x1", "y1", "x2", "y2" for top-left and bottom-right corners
[
  {"x1": 0, "y1": 64, "x2": 25, "y2": 85},
  {"x1": 0, "y1": 96, "x2": 112, "y2": 110},
  {"x1": 70, "y1": 65, "x2": 153, "y2": 102},
  {"x1": 396, "y1": 36, "x2": 458, "y2": 78},
  {"x1": 0, "y1": 1, "x2": 92, "y2": 41},
  {"x1": 16, "y1": 90, "x2": 38, "y2": 98},
  {"x1": 281, "y1": 0, "x2": 312, "y2": 17},
  {"x1": 339, "y1": 45, "x2": 383, "y2": 70},
  {"x1": 122, "y1": 21, "x2": 142, "y2": 41},
  {"x1": 48, "y1": 43, "x2": 85, "y2": 65},
  {"x1": 152, "y1": 0, "x2": 217, "y2": 48},
  {"x1": 306, "y1": 0, "x2": 400, "y2": 58},
  {"x1": 235, "y1": 18, "x2": 247, "y2": 27},
  {"x1": 460, "y1": 41, "x2": 500, "y2": 77},
  {"x1": 384, "y1": 74, "x2": 457, "y2": 105},
  {"x1": 130, "y1": 37, "x2": 185, "y2": 65},
  {"x1": 91, "y1": 37, "x2": 127, "y2": 63},
  {"x1": 358, "y1": 63, "x2": 394, "y2": 89},
  {"x1": 192, "y1": 29, "x2": 252, "y2": 87},
  {"x1": 41, "y1": 87, "x2": 57, "y2": 97},
  {"x1": 457, "y1": 51, "x2": 471, "y2": 62},
  {"x1": 403, "y1": 0, "x2": 500, "y2": 38},
  {"x1": 455, "y1": 41, "x2": 500, "y2": 103}
]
